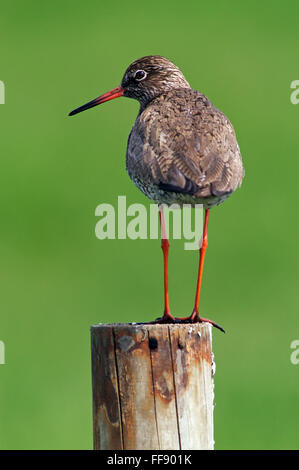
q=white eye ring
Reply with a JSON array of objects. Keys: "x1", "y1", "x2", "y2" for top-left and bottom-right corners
[{"x1": 134, "y1": 70, "x2": 147, "y2": 81}]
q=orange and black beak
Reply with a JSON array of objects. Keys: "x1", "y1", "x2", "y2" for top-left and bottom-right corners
[{"x1": 68, "y1": 86, "x2": 124, "y2": 116}]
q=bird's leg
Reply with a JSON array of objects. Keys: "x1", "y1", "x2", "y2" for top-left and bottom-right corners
[
  {"x1": 192, "y1": 208, "x2": 210, "y2": 317},
  {"x1": 179, "y1": 209, "x2": 225, "y2": 332},
  {"x1": 151, "y1": 206, "x2": 175, "y2": 323}
]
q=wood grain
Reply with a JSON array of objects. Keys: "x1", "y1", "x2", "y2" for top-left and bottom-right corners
[{"x1": 91, "y1": 322, "x2": 214, "y2": 450}]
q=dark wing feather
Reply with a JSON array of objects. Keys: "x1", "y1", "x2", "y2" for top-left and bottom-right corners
[{"x1": 127, "y1": 89, "x2": 244, "y2": 199}]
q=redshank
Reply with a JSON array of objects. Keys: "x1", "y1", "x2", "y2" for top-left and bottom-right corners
[{"x1": 69, "y1": 56, "x2": 244, "y2": 332}]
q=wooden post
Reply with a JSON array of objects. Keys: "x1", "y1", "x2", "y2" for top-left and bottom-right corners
[{"x1": 91, "y1": 322, "x2": 215, "y2": 450}]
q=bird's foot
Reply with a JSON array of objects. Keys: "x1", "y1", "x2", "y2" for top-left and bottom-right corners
[
  {"x1": 178, "y1": 310, "x2": 225, "y2": 333},
  {"x1": 145, "y1": 310, "x2": 225, "y2": 331},
  {"x1": 148, "y1": 311, "x2": 177, "y2": 324}
]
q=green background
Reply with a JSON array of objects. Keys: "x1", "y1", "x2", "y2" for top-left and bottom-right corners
[{"x1": 0, "y1": 0, "x2": 298, "y2": 450}]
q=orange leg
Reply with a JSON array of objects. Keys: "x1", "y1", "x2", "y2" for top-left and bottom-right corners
[
  {"x1": 158, "y1": 206, "x2": 175, "y2": 322},
  {"x1": 180, "y1": 209, "x2": 225, "y2": 332},
  {"x1": 192, "y1": 208, "x2": 210, "y2": 316},
  {"x1": 148, "y1": 206, "x2": 175, "y2": 324}
]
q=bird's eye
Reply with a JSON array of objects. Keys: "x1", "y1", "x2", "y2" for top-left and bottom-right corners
[{"x1": 134, "y1": 70, "x2": 147, "y2": 81}]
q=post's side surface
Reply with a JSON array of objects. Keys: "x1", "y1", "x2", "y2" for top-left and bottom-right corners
[
  {"x1": 169, "y1": 324, "x2": 214, "y2": 449},
  {"x1": 90, "y1": 323, "x2": 214, "y2": 450},
  {"x1": 91, "y1": 325, "x2": 123, "y2": 449}
]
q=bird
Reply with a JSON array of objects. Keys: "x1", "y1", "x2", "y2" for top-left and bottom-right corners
[{"x1": 69, "y1": 55, "x2": 244, "y2": 332}]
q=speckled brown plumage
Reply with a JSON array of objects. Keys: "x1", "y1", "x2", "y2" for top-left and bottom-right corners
[
  {"x1": 123, "y1": 57, "x2": 244, "y2": 209},
  {"x1": 69, "y1": 55, "x2": 245, "y2": 330}
]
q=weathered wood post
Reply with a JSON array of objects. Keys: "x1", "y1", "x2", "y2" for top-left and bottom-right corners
[{"x1": 91, "y1": 322, "x2": 215, "y2": 450}]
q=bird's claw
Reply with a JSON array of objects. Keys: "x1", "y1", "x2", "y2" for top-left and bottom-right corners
[
  {"x1": 183, "y1": 312, "x2": 225, "y2": 333},
  {"x1": 147, "y1": 312, "x2": 225, "y2": 332},
  {"x1": 152, "y1": 313, "x2": 176, "y2": 324}
]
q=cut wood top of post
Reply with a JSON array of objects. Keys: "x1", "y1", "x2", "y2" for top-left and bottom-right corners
[{"x1": 91, "y1": 322, "x2": 213, "y2": 364}]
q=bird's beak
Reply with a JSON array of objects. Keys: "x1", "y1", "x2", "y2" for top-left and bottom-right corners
[{"x1": 68, "y1": 86, "x2": 124, "y2": 116}]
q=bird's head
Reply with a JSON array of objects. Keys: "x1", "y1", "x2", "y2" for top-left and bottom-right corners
[
  {"x1": 120, "y1": 55, "x2": 190, "y2": 108},
  {"x1": 69, "y1": 55, "x2": 190, "y2": 116}
]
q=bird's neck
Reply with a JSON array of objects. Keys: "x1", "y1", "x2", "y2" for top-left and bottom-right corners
[{"x1": 138, "y1": 85, "x2": 191, "y2": 114}]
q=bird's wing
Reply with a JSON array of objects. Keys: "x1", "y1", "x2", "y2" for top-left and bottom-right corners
[{"x1": 133, "y1": 90, "x2": 243, "y2": 198}]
